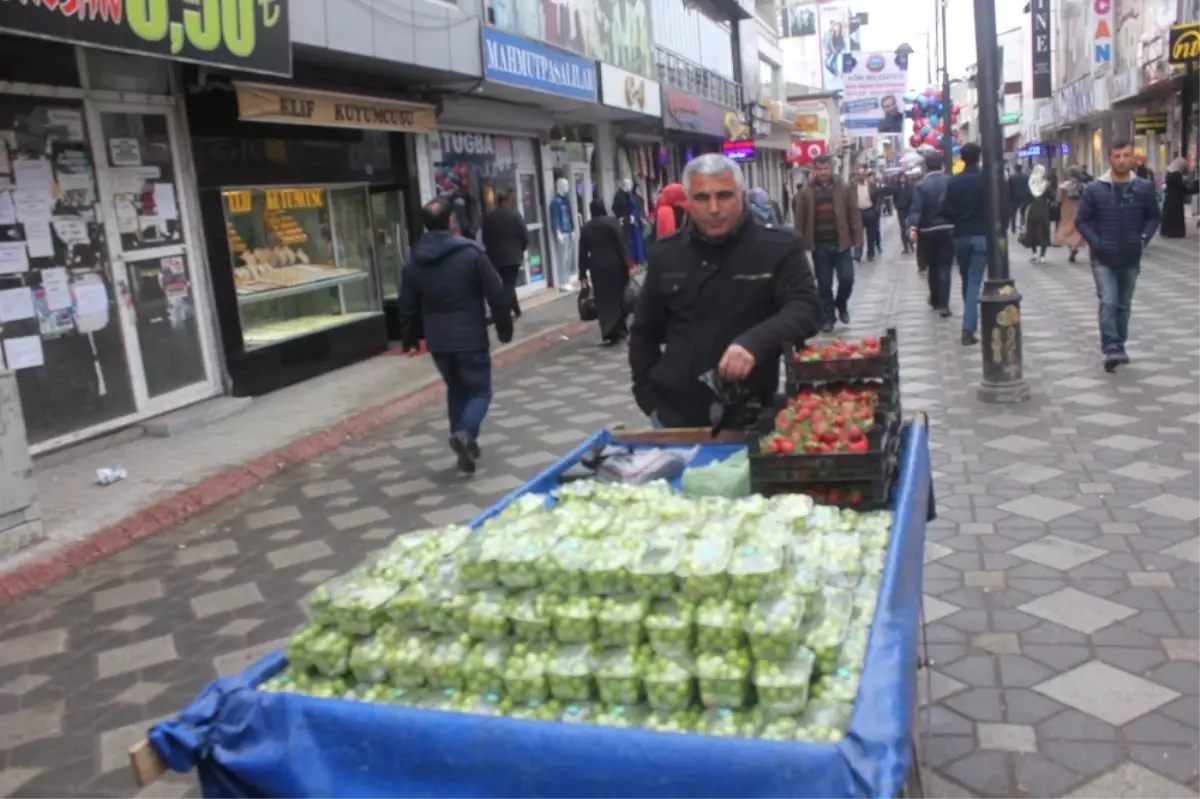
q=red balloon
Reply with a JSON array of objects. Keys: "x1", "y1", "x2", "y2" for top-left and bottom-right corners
[
  {"x1": 952, "y1": 104, "x2": 961, "y2": 115},
  {"x1": 910, "y1": 135, "x2": 923, "y2": 148},
  {"x1": 936, "y1": 122, "x2": 944, "y2": 132}
]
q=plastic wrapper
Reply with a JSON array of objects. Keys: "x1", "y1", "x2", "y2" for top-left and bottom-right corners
[
  {"x1": 593, "y1": 703, "x2": 649, "y2": 728},
  {"x1": 583, "y1": 537, "x2": 638, "y2": 595},
  {"x1": 643, "y1": 653, "x2": 695, "y2": 711},
  {"x1": 552, "y1": 595, "x2": 599, "y2": 643},
  {"x1": 754, "y1": 646, "x2": 816, "y2": 715},
  {"x1": 592, "y1": 646, "x2": 644, "y2": 705},
  {"x1": 369, "y1": 532, "x2": 441, "y2": 586},
  {"x1": 819, "y1": 532, "x2": 862, "y2": 588},
  {"x1": 494, "y1": 521, "x2": 563, "y2": 589},
  {"x1": 644, "y1": 598, "x2": 694, "y2": 657},
  {"x1": 384, "y1": 632, "x2": 429, "y2": 688},
  {"x1": 642, "y1": 707, "x2": 701, "y2": 734},
  {"x1": 460, "y1": 691, "x2": 506, "y2": 717},
  {"x1": 348, "y1": 627, "x2": 401, "y2": 685},
  {"x1": 464, "y1": 640, "x2": 511, "y2": 694},
  {"x1": 424, "y1": 635, "x2": 470, "y2": 690},
  {"x1": 629, "y1": 536, "x2": 685, "y2": 598},
  {"x1": 426, "y1": 583, "x2": 470, "y2": 636},
  {"x1": 287, "y1": 624, "x2": 352, "y2": 677},
  {"x1": 805, "y1": 504, "x2": 849, "y2": 533},
  {"x1": 745, "y1": 592, "x2": 806, "y2": 661},
  {"x1": 466, "y1": 589, "x2": 512, "y2": 641},
  {"x1": 345, "y1": 683, "x2": 396, "y2": 704},
  {"x1": 596, "y1": 594, "x2": 649, "y2": 647},
  {"x1": 559, "y1": 701, "x2": 598, "y2": 724},
  {"x1": 696, "y1": 649, "x2": 751, "y2": 709},
  {"x1": 538, "y1": 537, "x2": 589, "y2": 595},
  {"x1": 754, "y1": 713, "x2": 800, "y2": 741},
  {"x1": 694, "y1": 597, "x2": 746, "y2": 652},
  {"x1": 298, "y1": 676, "x2": 352, "y2": 699},
  {"x1": 680, "y1": 449, "x2": 750, "y2": 498},
  {"x1": 795, "y1": 699, "x2": 854, "y2": 742},
  {"x1": 697, "y1": 707, "x2": 756, "y2": 738},
  {"x1": 423, "y1": 687, "x2": 476, "y2": 712},
  {"x1": 547, "y1": 643, "x2": 595, "y2": 701},
  {"x1": 769, "y1": 494, "x2": 816, "y2": 530},
  {"x1": 726, "y1": 543, "x2": 785, "y2": 603},
  {"x1": 677, "y1": 537, "x2": 732, "y2": 601},
  {"x1": 806, "y1": 587, "x2": 854, "y2": 673},
  {"x1": 501, "y1": 697, "x2": 561, "y2": 720},
  {"x1": 384, "y1": 581, "x2": 432, "y2": 631},
  {"x1": 504, "y1": 643, "x2": 551, "y2": 703},
  {"x1": 308, "y1": 573, "x2": 396, "y2": 635},
  {"x1": 510, "y1": 589, "x2": 555, "y2": 642}
]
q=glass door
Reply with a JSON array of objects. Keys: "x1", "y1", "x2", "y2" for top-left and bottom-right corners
[
  {"x1": 517, "y1": 170, "x2": 547, "y2": 295},
  {"x1": 89, "y1": 103, "x2": 216, "y2": 409},
  {"x1": 369, "y1": 189, "x2": 410, "y2": 303},
  {"x1": 570, "y1": 163, "x2": 591, "y2": 231}
]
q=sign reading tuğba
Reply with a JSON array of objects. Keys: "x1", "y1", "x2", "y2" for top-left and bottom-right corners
[{"x1": 0, "y1": 0, "x2": 292, "y2": 76}]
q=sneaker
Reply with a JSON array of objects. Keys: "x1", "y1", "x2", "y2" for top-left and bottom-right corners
[
  {"x1": 961, "y1": 331, "x2": 978, "y2": 346},
  {"x1": 1102, "y1": 353, "x2": 1123, "y2": 373},
  {"x1": 821, "y1": 322, "x2": 835, "y2": 333},
  {"x1": 838, "y1": 309, "x2": 850, "y2": 325},
  {"x1": 467, "y1": 438, "x2": 481, "y2": 459},
  {"x1": 938, "y1": 307, "x2": 953, "y2": 319},
  {"x1": 1111, "y1": 351, "x2": 1131, "y2": 365},
  {"x1": 449, "y1": 432, "x2": 477, "y2": 474}
]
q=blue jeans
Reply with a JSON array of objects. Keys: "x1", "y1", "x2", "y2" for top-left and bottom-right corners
[
  {"x1": 812, "y1": 244, "x2": 855, "y2": 324},
  {"x1": 955, "y1": 235, "x2": 987, "y2": 334},
  {"x1": 431, "y1": 350, "x2": 493, "y2": 440},
  {"x1": 1091, "y1": 264, "x2": 1139, "y2": 354}
]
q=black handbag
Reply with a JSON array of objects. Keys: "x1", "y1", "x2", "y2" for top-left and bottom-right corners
[{"x1": 577, "y1": 285, "x2": 597, "y2": 322}]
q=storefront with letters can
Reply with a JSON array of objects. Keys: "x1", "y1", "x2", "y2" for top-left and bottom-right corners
[
  {"x1": 185, "y1": 76, "x2": 437, "y2": 396},
  {"x1": 0, "y1": 0, "x2": 289, "y2": 450}
]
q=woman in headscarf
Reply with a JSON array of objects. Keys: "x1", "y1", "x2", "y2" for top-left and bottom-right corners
[
  {"x1": 1053, "y1": 165, "x2": 1087, "y2": 263},
  {"x1": 578, "y1": 198, "x2": 633, "y2": 346},
  {"x1": 1161, "y1": 157, "x2": 1196, "y2": 239},
  {"x1": 1022, "y1": 164, "x2": 1053, "y2": 264},
  {"x1": 653, "y1": 183, "x2": 688, "y2": 240},
  {"x1": 747, "y1": 187, "x2": 783, "y2": 227}
]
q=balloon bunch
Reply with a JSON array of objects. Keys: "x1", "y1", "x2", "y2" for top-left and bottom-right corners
[{"x1": 905, "y1": 87, "x2": 962, "y2": 155}]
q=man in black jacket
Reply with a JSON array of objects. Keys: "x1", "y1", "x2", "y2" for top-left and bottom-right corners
[
  {"x1": 630, "y1": 154, "x2": 823, "y2": 428},
  {"x1": 481, "y1": 193, "x2": 529, "y2": 319},
  {"x1": 892, "y1": 173, "x2": 915, "y2": 254},
  {"x1": 906, "y1": 153, "x2": 955, "y2": 318},
  {"x1": 1007, "y1": 164, "x2": 1030, "y2": 232},
  {"x1": 400, "y1": 199, "x2": 512, "y2": 474},
  {"x1": 944, "y1": 143, "x2": 987, "y2": 346}
]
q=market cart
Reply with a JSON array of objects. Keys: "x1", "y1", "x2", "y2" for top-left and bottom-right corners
[{"x1": 130, "y1": 418, "x2": 933, "y2": 799}]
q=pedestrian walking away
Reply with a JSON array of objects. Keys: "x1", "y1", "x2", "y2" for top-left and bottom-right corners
[
  {"x1": 892, "y1": 172, "x2": 915, "y2": 254},
  {"x1": 1007, "y1": 163, "x2": 1030, "y2": 233},
  {"x1": 748, "y1": 187, "x2": 785, "y2": 228},
  {"x1": 578, "y1": 198, "x2": 634, "y2": 347},
  {"x1": 793, "y1": 154, "x2": 863, "y2": 332},
  {"x1": 1160, "y1": 157, "x2": 1197, "y2": 239},
  {"x1": 853, "y1": 166, "x2": 883, "y2": 261},
  {"x1": 906, "y1": 152, "x2": 955, "y2": 319},
  {"x1": 480, "y1": 192, "x2": 529, "y2": 319},
  {"x1": 1021, "y1": 165, "x2": 1053, "y2": 263},
  {"x1": 1075, "y1": 140, "x2": 1161, "y2": 373},
  {"x1": 1054, "y1": 166, "x2": 1088, "y2": 263},
  {"x1": 943, "y1": 143, "x2": 987, "y2": 346},
  {"x1": 400, "y1": 198, "x2": 513, "y2": 473},
  {"x1": 631, "y1": 153, "x2": 822, "y2": 428}
]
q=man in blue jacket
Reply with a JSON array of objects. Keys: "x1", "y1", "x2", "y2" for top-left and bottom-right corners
[
  {"x1": 400, "y1": 199, "x2": 513, "y2": 473},
  {"x1": 944, "y1": 143, "x2": 987, "y2": 347},
  {"x1": 1075, "y1": 140, "x2": 1161, "y2": 373}
]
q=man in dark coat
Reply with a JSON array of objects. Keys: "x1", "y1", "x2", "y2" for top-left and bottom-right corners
[
  {"x1": 1007, "y1": 164, "x2": 1030, "y2": 232},
  {"x1": 400, "y1": 199, "x2": 512, "y2": 473},
  {"x1": 907, "y1": 153, "x2": 955, "y2": 319},
  {"x1": 578, "y1": 198, "x2": 632, "y2": 346},
  {"x1": 480, "y1": 193, "x2": 529, "y2": 319},
  {"x1": 892, "y1": 173, "x2": 915, "y2": 254},
  {"x1": 1075, "y1": 140, "x2": 1160, "y2": 373},
  {"x1": 631, "y1": 154, "x2": 823, "y2": 428}
]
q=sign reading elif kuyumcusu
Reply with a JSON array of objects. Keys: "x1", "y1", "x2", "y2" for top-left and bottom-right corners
[{"x1": 0, "y1": 0, "x2": 292, "y2": 77}]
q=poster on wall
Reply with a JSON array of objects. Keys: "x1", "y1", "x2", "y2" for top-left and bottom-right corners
[
  {"x1": 817, "y1": 3, "x2": 852, "y2": 95},
  {"x1": 840, "y1": 51, "x2": 908, "y2": 134},
  {"x1": 779, "y1": 1, "x2": 817, "y2": 38},
  {"x1": 488, "y1": 0, "x2": 654, "y2": 78}
]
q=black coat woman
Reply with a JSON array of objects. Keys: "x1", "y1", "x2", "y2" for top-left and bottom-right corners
[
  {"x1": 578, "y1": 198, "x2": 633, "y2": 345},
  {"x1": 1161, "y1": 158, "x2": 1196, "y2": 239}
]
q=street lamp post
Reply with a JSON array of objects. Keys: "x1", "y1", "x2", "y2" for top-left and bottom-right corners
[
  {"x1": 973, "y1": 0, "x2": 1030, "y2": 403},
  {"x1": 940, "y1": 0, "x2": 953, "y2": 164}
]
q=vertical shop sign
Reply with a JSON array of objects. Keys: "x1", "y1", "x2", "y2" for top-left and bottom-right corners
[
  {"x1": 1169, "y1": 23, "x2": 1200, "y2": 67},
  {"x1": 1090, "y1": 0, "x2": 1113, "y2": 77},
  {"x1": 1031, "y1": 0, "x2": 1053, "y2": 98}
]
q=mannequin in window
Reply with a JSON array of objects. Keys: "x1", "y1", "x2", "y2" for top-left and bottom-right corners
[
  {"x1": 612, "y1": 178, "x2": 646, "y2": 266},
  {"x1": 550, "y1": 177, "x2": 576, "y2": 291}
]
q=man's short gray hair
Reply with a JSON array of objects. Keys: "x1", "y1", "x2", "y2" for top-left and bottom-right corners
[{"x1": 682, "y1": 153, "x2": 747, "y2": 193}]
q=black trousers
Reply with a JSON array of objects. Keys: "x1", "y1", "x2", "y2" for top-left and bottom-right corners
[
  {"x1": 920, "y1": 230, "x2": 955, "y2": 309},
  {"x1": 496, "y1": 264, "x2": 522, "y2": 318}
]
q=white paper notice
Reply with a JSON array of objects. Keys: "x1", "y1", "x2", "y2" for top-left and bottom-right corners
[
  {"x1": 111, "y1": 166, "x2": 160, "y2": 195},
  {"x1": 46, "y1": 109, "x2": 85, "y2": 141},
  {"x1": 0, "y1": 241, "x2": 29, "y2": 274},
  {"x1": 108, "y1": 137, "x2": 142, "y2": 167},
  {"x1": 12, "y1": 159, "x2": 53, "y2": 193},
  {"x1": 40, "y1": 266, "x2": 71, "y2": 311},
  {"x1": 0, "y1": 190, "x2": 14, "y2": 225},
  {"x1": 73, "y1": 280, "x2": 109, "y2": 316},
  {"x1": 57, "y1": 171, "x2": 94, "y2": 205},
  {"x1": 115, "y1": 201, "x2": 138, "y2": 233},
  {"x1": 24, "y1": 222, "x2": 55, "y2": 258},
  {"x1": 153, "y1": 182, "x2": 178, "y2": 220},
  {"x1": 0, "y1": 287, "x2": 35, "y2": 323},
  {"x1": 2, "y1": 335, "x2": 44, "y2": 370},
  {"x1": 13, "y1": 189, "x2": 51, "y2": 224},
  {"x1": 51, "y1": 216, "x2": 89, "y2": 246}
]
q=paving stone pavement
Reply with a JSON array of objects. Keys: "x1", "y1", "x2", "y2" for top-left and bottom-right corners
[{"x1": 0, "y1": 227, "x2": 1197, "y2": 798}]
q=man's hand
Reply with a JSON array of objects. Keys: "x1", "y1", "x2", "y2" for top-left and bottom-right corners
[
  {"x1": 718, "y1": 344, "x2": 756, "y2": 381},
  {"x1": 909, "y1": 229, "x2": 919, "y2": 244}
]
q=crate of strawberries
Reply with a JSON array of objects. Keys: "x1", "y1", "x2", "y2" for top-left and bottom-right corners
[
  {"x1": 746, "y1": 382, "x2": 901, "y2": 487},
  {"x1": 787, "y1": 330, "x2": 898, "y2": 390}
]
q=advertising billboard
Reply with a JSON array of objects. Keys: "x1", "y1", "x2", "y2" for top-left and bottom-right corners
[{"x1": 839, "y1": 51, "x2": 908, "y2": 134}]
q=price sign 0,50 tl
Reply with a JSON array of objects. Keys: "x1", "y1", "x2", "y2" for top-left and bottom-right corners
[{"x1": 0, "y1": 0, "x2": 292, "y2": 77}]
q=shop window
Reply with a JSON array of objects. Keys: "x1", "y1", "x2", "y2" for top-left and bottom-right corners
[
  {"x1": 85, "y1": 49, "x2": 171, "y2": 95},
  {"x1": 0, "y1": 35, "x2": 80, "y2": 86}
]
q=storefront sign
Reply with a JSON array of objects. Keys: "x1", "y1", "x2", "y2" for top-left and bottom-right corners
[
  {"x1": 1090, "y1": 0, "x2": 1114, "y2": 78},
  {"x1": 235, "y1": 83, "x2": 437, "y2": 134},
  {"x1": 0, "y1": 0, "x2": 291, "y2": 76},
  {"x1": 721, "y1": 139, "x2": 756, "y2": 162},
  {"x1": 1001, "y1": 112, "x2": 1022, "y2": 125},
  {"x1": 1030, "y1": 0, "x2": 1053, "y2": 98},
  {"x1": 1169, "y1": 22, "x2": 1200, "y2": 67},
  {"x1": 1134, "y1": 113, "x2": 1168, "y2": 134},
  {"x1": 264, "y1": 187, "x2": 324, "y2": 211},
  {"x1": 598, "y1": 63, "x2": 662, "y2": 117},
  {"x1": 786, "y1": 138, "x2": 827, "y2": 164},
  {"x1": 662, "y1": 88, "x2": 728, "y2": 138},
  {"x1": 482, "y1": 27, "x2": 597, "y2": 102}
]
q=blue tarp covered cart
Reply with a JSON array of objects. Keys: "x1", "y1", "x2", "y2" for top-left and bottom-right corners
[{"x1": 130, "y1": 420, "x2": 933, "y2": 799}]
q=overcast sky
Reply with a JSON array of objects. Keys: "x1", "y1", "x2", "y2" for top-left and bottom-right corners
[{"x1": 855, "y1": 0, "x2": 1028, "y2": 86}]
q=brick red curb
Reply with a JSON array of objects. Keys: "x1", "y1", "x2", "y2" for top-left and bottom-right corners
[{"x1": 0, "y1": 320, "x2": 595, "y2": 605}]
